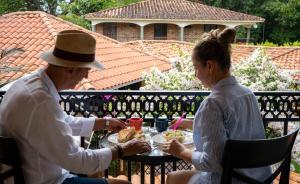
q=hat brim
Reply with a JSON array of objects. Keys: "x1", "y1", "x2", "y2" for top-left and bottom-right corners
[{"x1": 40, "y1": 50, "x2": 104, "y2": 70}]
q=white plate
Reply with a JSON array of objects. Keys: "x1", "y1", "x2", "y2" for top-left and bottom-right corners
[
  {"x1": 107, "y1": 133, "x2": 150, "y2": 145},
  {"x1": 152, "y1": 130, "x2": 193, "y2": 145}
]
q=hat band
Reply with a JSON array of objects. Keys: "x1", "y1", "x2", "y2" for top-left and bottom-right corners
[{"x1": 53, "y1": 47, "x2": 95, "y2": 62}]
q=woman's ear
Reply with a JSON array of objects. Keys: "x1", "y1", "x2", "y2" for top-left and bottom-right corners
[{"x1": 206, "y1": 60, "x2": 216, "y2": 74}]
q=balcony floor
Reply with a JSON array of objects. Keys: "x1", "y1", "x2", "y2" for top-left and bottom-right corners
[{"x1": 106, "y1": 172, "x2": 300, "y2": 184}]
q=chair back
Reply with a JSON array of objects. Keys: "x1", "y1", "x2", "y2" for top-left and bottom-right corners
[
  {"x1": 221, "y1": 128, "x2": 299, "y2": 184},
  {"x1": 0, "y1": 136, "x2": 25, "y2": 184}
]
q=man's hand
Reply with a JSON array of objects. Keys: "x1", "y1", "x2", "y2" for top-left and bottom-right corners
[
  {"x1": 162, "y1": 139, "x2": 192, "y2": 162},
  {"x1": 169, "y1": 118, "x2": 193, "y2": 130},
  {"x1": 121, "y1": 139, "x2": 151, "y2": 157},
  {"x1": 94, "y1": 118, "x2": 128, "y2": 132},
  {"x1": 107, "y1": 118, "x2": 127, "y2": 132}
]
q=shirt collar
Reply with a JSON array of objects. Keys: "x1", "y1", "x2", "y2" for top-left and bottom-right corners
[
  {"x1": 212, "y1": 76, "x2": 238, "y2": 91},
  {"x1": 38, "y1": 68, "x2": 61, "y2": 103}
]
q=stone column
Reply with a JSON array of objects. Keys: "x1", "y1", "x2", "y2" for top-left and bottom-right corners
[
  {"x1": 246, "y1": 27, "x2": 251, "y2": 44},
  {"x1": 179, "y1": 26, "x2": 184, "y2": 41},
  {"x1": 92, "y1": 24, "x2": 96, "y2": 32},
  {"x1": 140, "y1": 26, "x2": 144, "y2": 40}
]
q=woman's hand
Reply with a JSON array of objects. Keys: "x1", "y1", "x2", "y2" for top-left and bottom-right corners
[
  {"x1": 169, "y1": 118, "x2": 193, "y2": 130},
  {"x1": 121, "y1": 139, "x2": 151, "y2": 157},
  {"x1": 162, "y1": 139, "x2": 186, "y2": 158},
  {"x1": 162, "y1": 139, "x2": 192, "y2": 162}
]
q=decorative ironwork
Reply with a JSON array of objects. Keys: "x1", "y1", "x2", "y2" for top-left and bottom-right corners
[
  {"x1": 1, "y1": 90, "x2": 300, "y2": 177},
  {"x1": 1, "y1": 90, "x2": 299, "y2": 122}
]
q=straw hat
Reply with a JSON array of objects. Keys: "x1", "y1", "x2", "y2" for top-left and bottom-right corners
[{"x1": 41, "y1": 30, "x2": 104, "y2": 70}]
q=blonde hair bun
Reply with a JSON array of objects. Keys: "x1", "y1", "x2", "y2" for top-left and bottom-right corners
[{"x1": 217, "y1": 27, "x2": 236, "y2": 44}]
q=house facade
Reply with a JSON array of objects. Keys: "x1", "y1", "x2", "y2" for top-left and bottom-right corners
[{"x1": 85, "y1": 0, "x2": 264, "y2": 43}]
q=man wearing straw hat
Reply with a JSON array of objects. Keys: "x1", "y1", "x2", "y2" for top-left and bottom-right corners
[{"x1": 0, "y1": 30, "x2": 151, "y2": 184}]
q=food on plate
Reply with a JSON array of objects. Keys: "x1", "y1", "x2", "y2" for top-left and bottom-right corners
[
  {"x1": 117, "y1": 128, "x2": 145, "y2": 143},
  {"x1": 163, "y1": 130, "x2": 185, "y2": 143},
  {"x1": 118, "y1": 128, "x2": 136, "y2": 143},
  {"x1": 134, "y1": 132, "x2": 145, "y2": 140}
]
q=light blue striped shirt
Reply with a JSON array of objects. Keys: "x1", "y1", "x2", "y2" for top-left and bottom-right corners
[{"x1": 189, "y1": 76, "x2": 271, "y2": 184}]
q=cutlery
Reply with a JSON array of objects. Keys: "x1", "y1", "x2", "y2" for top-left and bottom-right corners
[{"x1": 173, "y1": 112, "x2": 186, "y2": 130}]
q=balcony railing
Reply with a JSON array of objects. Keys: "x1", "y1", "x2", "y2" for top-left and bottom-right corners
[
  {"x1": 1, "y1": 90, "x2": 299, "y2": 132},
  {"x1": 0, "y1": 90, "x2": 299, "y2": 177}
]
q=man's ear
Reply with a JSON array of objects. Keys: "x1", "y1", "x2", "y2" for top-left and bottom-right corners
[
  {"x1": 62, "y1": 67, "x2": 73, "y2": 79},
  {"x1": 65, "y1": 67, "x2": 74, "y2": 74}
]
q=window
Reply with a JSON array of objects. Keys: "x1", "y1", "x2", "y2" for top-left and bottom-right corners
[
  {"x1": 204, "y1": 24, "x2": 218, "y2": 32},
  {"x1": 154, "y1": 24, "x2": 167, "y2": 40},
  {"x1": 103, "y1": 23, "x2": 117, "y2": 40}
]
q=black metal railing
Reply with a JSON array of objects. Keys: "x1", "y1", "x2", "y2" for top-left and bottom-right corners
[
  {"x1": 1, "y1": 90, "x2": 300, "y2": 131},
  {"x1": 1, "y1": 90, "x2": 300, "y2": 177}
]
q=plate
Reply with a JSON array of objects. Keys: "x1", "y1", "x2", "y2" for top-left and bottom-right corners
[
  {"x1": 107, "y1": 133, "x2": 150, "y2": 145},
  {"x1": 152, "y1": 130, "x2": 193, "y2": 145}
]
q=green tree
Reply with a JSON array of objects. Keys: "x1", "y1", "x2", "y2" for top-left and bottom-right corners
[
  {"x1": 0, "y1": 0, "x2": 26, "y2": 15},
  {"x1": 59, "y1": 0, "x2": 104, "y2": 15},
  {"x1": 201, "y1": 0, "x2": 300, "y2": 44},
  {"x1": 58, "y1": 0, "x2": 141, "y2": 29},
  {"x1": 260, "y1": 0, "x2": 300, "y2": 44},
  {"x1": 0, "y1": 0, "x2": 63, "y2": 15},
  {"x1": 101, "y1": 0, "x2": 141, "y2": 9},
  {"x1": 58, "y1": 0, "x2": 104, "y2": 30}
]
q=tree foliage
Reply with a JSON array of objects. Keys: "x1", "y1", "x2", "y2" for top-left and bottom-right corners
[
  {"x1": 0, "y1": 0, "x2": 64, "y2": 15},
  {"x1": 0, "y1": 0, "x2": 298, "y2": 44},
  {"x1": 201, "y1": 0, "x2": 300, "y2": 44},
  {"x1": 59, "y1": 0, "x2": 104, "y2": 15},
  {"x1": 0, "y1": 0, "x2": 26, "y2": 15},
  {"x1": 58, "y1": 0, "x2": 141, "y2": 29}
]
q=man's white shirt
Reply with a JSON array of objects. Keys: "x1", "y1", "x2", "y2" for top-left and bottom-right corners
[{"x1": 0, "y1": 69, "x2": 112, "y2": 184}]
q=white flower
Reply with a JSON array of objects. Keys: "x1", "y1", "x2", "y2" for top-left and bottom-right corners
[{"x1": 141, "y1": 48, "x2": 297, "y2": 91}]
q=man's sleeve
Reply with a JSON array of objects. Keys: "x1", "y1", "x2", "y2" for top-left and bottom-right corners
[
  {"x1": 63, "y1": 112, "x2": 95, "y2": 137},
  {"x1": 26, "y1": 99, "x2": 112, "y2": 174}
]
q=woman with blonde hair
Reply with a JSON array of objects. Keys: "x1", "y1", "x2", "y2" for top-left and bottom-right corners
[{"x1": 162, "y1": 28, "x2": 271, "y2": 184}]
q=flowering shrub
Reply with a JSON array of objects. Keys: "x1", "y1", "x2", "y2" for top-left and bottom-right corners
[
  {"x1": 141, "y1": 48, "x2": 297, "y2": 91},
  {"x1": 232, "y1": 48, "x2": 296, "y2": 91},
  {"x1": 140, "y1": 55, "x2": 203, "y2": 90}
]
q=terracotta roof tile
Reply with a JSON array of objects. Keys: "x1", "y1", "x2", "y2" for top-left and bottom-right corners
[
  {"x1": 0, "y1": 11, "x2": 171, "y2": 90},
  {"x1": 124, "y1": 40, "x2": 300, "y2": 82},
  {"x1": 86, "y1": 0, "x2": 264, "y2": 22}
]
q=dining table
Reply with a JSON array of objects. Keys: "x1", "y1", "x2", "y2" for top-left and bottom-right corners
[{"x1": 99, "y1": 127, "x2": 194, "y2": 184}]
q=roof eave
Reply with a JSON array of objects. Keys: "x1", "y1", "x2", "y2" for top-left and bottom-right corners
[{"x1": 86, "y1": 17, "x2": 264, "y2": 27}]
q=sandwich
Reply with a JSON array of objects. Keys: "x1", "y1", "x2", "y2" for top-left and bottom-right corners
[{"x1": 117, "y1": 128, "x2": 136, "y2": 143}]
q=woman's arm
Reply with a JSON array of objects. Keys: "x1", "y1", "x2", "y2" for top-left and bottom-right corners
[{"x1": 191, "y1": 99, "x2": 227, "y2": 172}]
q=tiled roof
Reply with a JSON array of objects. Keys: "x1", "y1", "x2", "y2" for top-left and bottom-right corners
[
  {"x1": 124, "y1": 40, "x2": 300, "y2": 81},
  {"x1": 85, "y1": 0, "x2": 264, "y2": 22},
  {"x1": 123, "y1": 40, "x2": 193, "y2": 60},
  {"x1": 0, "y1": 11, "x2": 171, "y2": 90}
]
